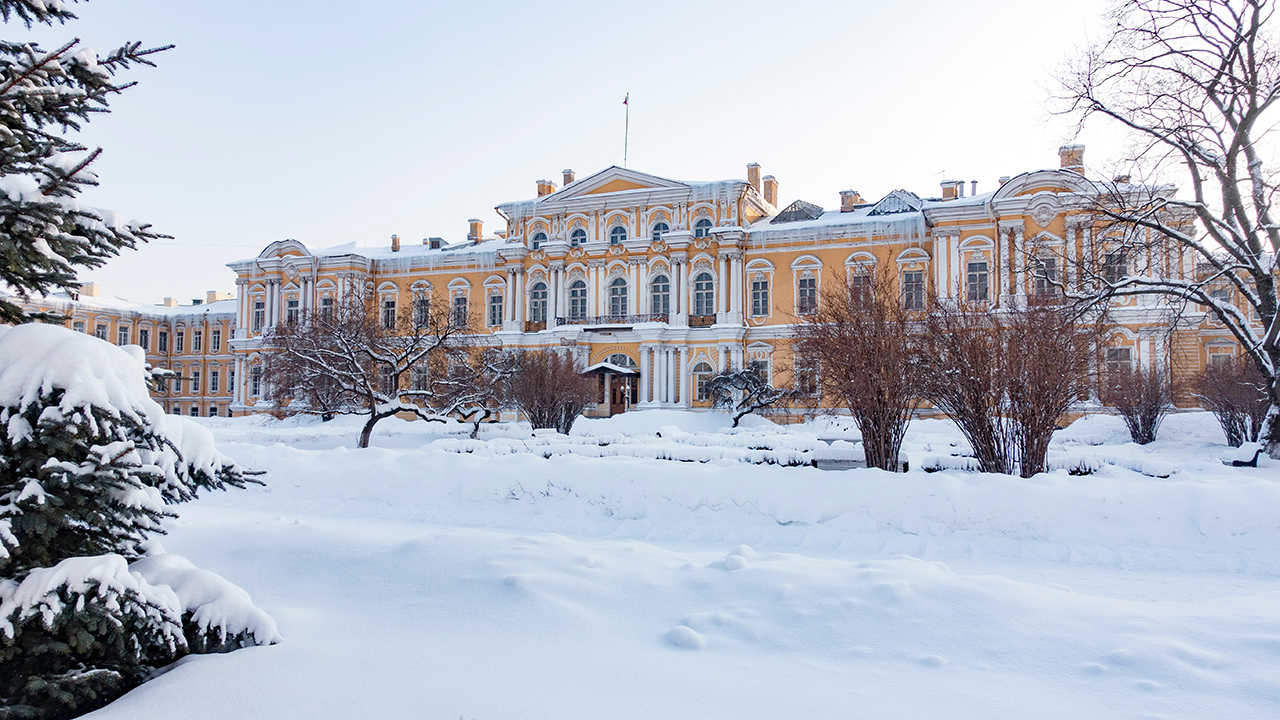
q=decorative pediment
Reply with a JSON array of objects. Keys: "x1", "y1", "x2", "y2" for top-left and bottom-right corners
[
  {"x1": 540, "y1": 166, "x2": 688, "y2": 204},
  {"x1": 993, "y1": 170, "x2": 1092, "y2": 201},
  {"x1": 257, "y1": 238, "x2": 309, "y2": 259}
]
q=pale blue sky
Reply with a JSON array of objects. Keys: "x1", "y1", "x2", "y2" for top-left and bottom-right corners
[{"x1": 31, "y1": 0, "x2": 1119, "y2": 302}]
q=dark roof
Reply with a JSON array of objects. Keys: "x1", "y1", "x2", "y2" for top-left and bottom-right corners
[
  {"x1": 771, "y1": 199, "x2": 825, "y2": 224},
  {"x1": 868, "y1": 190, "x2": 924, "y2": 216}
]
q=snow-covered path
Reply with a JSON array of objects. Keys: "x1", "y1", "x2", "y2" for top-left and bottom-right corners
[{"x1": 87, "y1": 413, "x2": 1280, "y2": 719}]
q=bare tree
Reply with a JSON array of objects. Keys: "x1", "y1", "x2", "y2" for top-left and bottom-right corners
[
  {"x1": 503, "y1": 350, "x2": 597, "y2": 434},
  {"x1": 262, "y1": 288, "x2": 510, "y2": 447},
  {"x1": 1196, "y1": 355, "x2": 1272, "y2": 445},
  {"x1": 796, "y1": 270, "x2": 920, "y2": 470},
  {"x1": 1101, "y1": 364, "x2": 1175, "y2": 444},
  {"x1": 920, "y1": 296, "x2": 1104, "y2": 476},
  {"x1": 705, "y1": 365, "x2": 797, "y2": 428},
  {"x1": 1059, "y1": 0, "x2": 1280, "y2": 456}
]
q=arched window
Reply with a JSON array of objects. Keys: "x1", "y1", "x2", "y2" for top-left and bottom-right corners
[
  {"x1": 529, "y1": 281, "x2": 547, "y2": 323},
  {"x1": 531, "y1": 231, "x2": 546, "y2": 250},
  {"x1": 608, "y1": 277, "x2": 628, "y2": 316},
  {"x1": 650, "y1": 274, "x2": 670, "y2": 316},
  {"x1": 651, "y1": 222, "x2": 669, "y2": 243},
  {"x1": 693, "y1": 362, "x2": 715, "y2": 401},
  {"x1": 609, "y1": 225, "x2": 628, "y2": 245},
  {"x1": 570, "y1": 228, "x2": 586, "y2": 247},
  {"x1": 569, "y1": 280, "x2": 587, "y2": 320},
  {"x1": 693, "y1": 272, "x2": 715, "y2": 316},
  {"x1": 606, "y1": 353, "x2": 637, "y2": 369},
  {"x1": 694, "y1": 218, "x2": 713, "y2": 238}
]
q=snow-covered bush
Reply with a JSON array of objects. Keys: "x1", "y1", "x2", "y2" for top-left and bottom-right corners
[{"x1": 0, "y1": 324, "x2": 272, "y2": 719}]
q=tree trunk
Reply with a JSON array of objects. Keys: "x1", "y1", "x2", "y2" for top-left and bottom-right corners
[{"x1": 358, "y1": 413, "x2": 381, "y2": 449}]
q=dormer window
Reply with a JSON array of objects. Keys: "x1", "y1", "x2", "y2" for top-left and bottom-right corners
[
  {"x1": 610, "y1": 226, "x2": 628, "y2": 245},
  {"x1": 570, "y1": 228, "x2": 586, "y2": 247},
  {"x1": 694, "y1": 218, "x2": 713, "y2": 238},
  {"x1": 651, "y1": 222, "x2": 669, "y2": 243},
  {"x1": 531, "y1": 231, "x2": 546, "y2": 250}
]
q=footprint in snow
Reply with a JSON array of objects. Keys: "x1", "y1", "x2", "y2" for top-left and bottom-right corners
[{"x1": 665, "y1": 625, "x2": 706, "y2": 650}]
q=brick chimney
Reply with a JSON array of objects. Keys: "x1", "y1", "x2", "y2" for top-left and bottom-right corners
[
  {"x1": 78, "y1": 281, "x2": 100, "y2": 297},
  {"x1": 746, "y1": 162, "x2": 761, "y2": 192},
  {"x1": 162, "y1": 297, "x2": 178, "y2": 307},
  {"x1": 562, "y1": 169, "x2": 575, "y2": 186},
  {"x1": 940, "y1": 180, "x2": 961, "y2": 200},
  {"x1": 390, "y1": 233, "x2": 400, "y2": 252},
  {"x1": 762, "y1": 175, "x2": 778, "y2": 206},
  {"x1": 536, "y1": 179, "x2": 557, "y2": 197},
  {"x1": 839, "y1": 190, "x2": 863, "y2": 212},
  {"x1": 467, "y1": 219, "x2": 483, "y2": 243},
  {"x1": 426, "y1": 236, "x2": 444, "y2": 249},
  {"x1": 206, "y1": 290, "x2": 219, "y2": 303},
  {"x1": 970, "y1": 180, "x2": 978, "y2": 196},
  {"x1": 1059, "y1": 144, "x2": 1085, "y2": 172}
]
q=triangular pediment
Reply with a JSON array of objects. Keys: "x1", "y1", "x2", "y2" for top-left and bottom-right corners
[{"x1": 543, "y1": 166, "x2": 689, "y2": 203}]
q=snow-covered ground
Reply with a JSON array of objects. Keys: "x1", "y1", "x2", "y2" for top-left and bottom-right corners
[{"x1": 87, "y1": 411, "x2": 1280, "y2": 719}]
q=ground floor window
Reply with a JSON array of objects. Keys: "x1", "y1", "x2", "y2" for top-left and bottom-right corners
[
  {"x1": 693, "y1": 362, "x2": 714, "y2": 401},
  {"x1": 1104, "y1": 347, "x2": 1132, "y2": 375}
]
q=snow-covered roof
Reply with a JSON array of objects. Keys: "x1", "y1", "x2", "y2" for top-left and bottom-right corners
[
  {"x1": 2, "y1": 288, "x2": 236, "y2": 318},
  {"x1": 581, "y1": 361, "x2": 639, "y2": 375},
  {"x1": 301, "y1": 237, "x2": 517, "y2": 262}
]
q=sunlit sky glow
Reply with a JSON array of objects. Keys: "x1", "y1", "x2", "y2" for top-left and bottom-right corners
[{"x1": 27, "y1": 0, "x2": 1129, "y2": 303}]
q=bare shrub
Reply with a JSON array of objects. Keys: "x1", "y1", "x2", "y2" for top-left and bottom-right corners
[
  {"x1": 503, "y1": 351, "x2": 597, "y2": 434},
  {"x1": 1100, "y1": 365, "x2": 1173, "y2": 444},
  {"x1": 796, "y1": 270, "x2": 920, "y2": 470},
  {"x1": 1196, "y1": 357, "x2": 1271, "y2": 447},
  {"x1": 705, "y1": 365, "x2": 796, "y2": 428},
  {"x1": 920, "y1": 297, "x2": 1104, "y2": 477}
]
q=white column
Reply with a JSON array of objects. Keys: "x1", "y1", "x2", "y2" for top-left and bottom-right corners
[
  {"x1": 718, "y1": 345, "x2": 727, "y2": 370},
  {"x1": 730, "y1": 256, "x2": 743, "y2": 317},
  {"x1": 517, "y1": 271, "x2": 526, "y2": 325},
  {"x1": 629, "y1": 263, "x2": 638, "y2": 314},
  {"x1": 653, "y1": 347, "x2": 663, "y2": 403},
  {"x1": 639, "y1": 262, "x2": 650, "y2": 316},
  {"x1": 1013, "y1": 229, "x2": 1026, "y2": 301},
  {"x1": 719, "y1": 254, "x2": 730, "y2": 315},
  {"x1": 950, "y1": 234, "x2": 962, "y2": 298},
  {"x1": 639, "y1": 346, "x2": 650, "y2": 404},
  {"x1": 679, "y1": 347, "x2": 691, "y2": 407},
  {"x1": 673, "y1": 262, "x2": 682, "y2": 315},
  {"x1": 667, "y1": 348, "x2": 676, "y2": 404}
]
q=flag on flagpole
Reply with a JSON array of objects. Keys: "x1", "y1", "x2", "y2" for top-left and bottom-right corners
[{"x1": 623, "y1": 92, "x2": 629, "y2": 105}]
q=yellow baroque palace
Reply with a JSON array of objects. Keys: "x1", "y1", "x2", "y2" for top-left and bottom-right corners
[{"x1": 7, "y1": 145, "x2": 1261, "y2": 418}]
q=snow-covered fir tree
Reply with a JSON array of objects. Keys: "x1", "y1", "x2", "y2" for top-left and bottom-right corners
[
  {"x1": 0, "y1": 0, "x2": 170, "y2": 323},
  {"x1": 0, "y1": 324, "x2": 278, "y2": 719}
]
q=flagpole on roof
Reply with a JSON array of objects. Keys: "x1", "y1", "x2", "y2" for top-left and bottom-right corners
[{"x1": 623, "y1": 92, "x2": 630, "y2": 167}]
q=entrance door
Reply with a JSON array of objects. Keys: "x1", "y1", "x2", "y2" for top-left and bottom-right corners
[{"x1": 610, "y1": 376, "x2": 632, "y2": 416}]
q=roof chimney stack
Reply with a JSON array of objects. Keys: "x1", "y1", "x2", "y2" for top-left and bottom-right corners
[
  {"x1": 839, "y1": 190, "x2": 863, "y2": 212},
  {"x1": 970, "y1": 180, "x2": 978, "y2": 196},
  {"x1": 746, "y1": 162, "x2": 761, "y2": 192},
  {"x1": 562, "y1": 168, "x2": 575, "y2": 186},
  {"x1": 467, "y1": 219, "x2": 483, "y2": 244},
  {"x1": 390, "y1": 233, "x2": 400, "y2": 252},
  {"x1": 1059, "y1": 144, "x2": 1085, "y2": 172},
  {"x1": 940, "y1": 180, "x2": 961, "y2": 200},
  {"x1": 762, "y1": 175, "x2": 778, "y2": 207},
  {"x1": 536, "y1": 179, "x2": 556, "y2": 197},
  {"x1": 998, "y1": 175, "x2": 1011, "y2": 186},
  {"x1": 162, "y1": 297, "x2": 178, "y2": 307}
]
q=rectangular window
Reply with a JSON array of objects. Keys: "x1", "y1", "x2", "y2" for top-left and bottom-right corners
[
  {"x1": 1104, "y1": 347, "x2": 1132, "y2": 375},
  {"x1": 452, "y1": 296, "x2": 468, "y2": 328},
  {"x1": 286, "y1": 298, "x2": 300, "y2": 325},
  {"x1": 696, "y1": 372, "x2": 712, "y2": 402},
  {"x1": 158, "y1": 330, "x2": 168, "y2": 352},
  {"x1": 1034, "y1": 257, "x2": 1058, "y2": 296},
  {"x1": 139, "y1": 328, "x2": 150, "y2": 350},
  {"x1": 117, "y1": 326, "x2": 130, "y2": 345},
  {"x1": 208, "y1": 406, "x2": 218, "y2": 417},
  {"x1": 228, "y1": 368, "x2": 235, "y2": 396},
  {"x1": 210, "y1": 370, "x2": 220, "y2": 392},
  {"x1": 1210, "y1": 353, "x2": 1232, "y2": 368},
  {"x1": 191, "y1": 370, "x2": 201, "y2": 393},
  {"x1": 95, "y1": 324, "x2": 107, "y2": 340},
  {"x1": 411, "y1": 365, "x2": 430, "y2": 391},
  {"x1": 382, "y1": 299, "x2": 396, "y2": 329},
  {"x1": 380, "y1": 367, "x2": 396, "y2": 396},
  {"x1": 488, "y1": 293, "x2": 503, "y2": 326},
  {"x1": 796, "y1": 358, "x2": 819, "y2": 395},
  {"x1": 966, "y1": 261, "x2": 989, "y2": 302},
  {"x1": 211, "y1": 329, "x2": 221, "y2": 351},
  {"x1": 320, "y1": 296, "x2": 335, "y2": 321},
  {"x1": 902, "y1": 271, "x2": 924, "y2": 310},
  {"x1": 250, "y1": 367, "x2": 262, "y2": 397},
  {"x1": 748, "y1": 359, "x2": 769, "y2": 383},
  {"x1": 750, "y1": 278, "x2": 770, "y2": 317},
  {"x1": 73, "y1": 320, "x2": 86, "y2": 333},
  {"x1": 189, "y1": 406, "x2": 199, "y2": 417},
  {"x1": 252, "y1": 301, "x2": 265, "y2": 333},
  {"x1": 176, "y1": 331, "x2": 185, "y2": 353},
  {"x1": 797, "y1": 277, "x2": 817, "y2": 314},
  {"x1": 193, "y1": 330, "x2": 203, "y2": 352},
  {"x1": 850, "y1": 273, "x2": 871, "y2": 301},
  {"x1": 413, "y1": 296, "x2": 430, "y2": 326},
  {"x1": 1103, "y1": 251, "x2": 1127, "y2": 284}
]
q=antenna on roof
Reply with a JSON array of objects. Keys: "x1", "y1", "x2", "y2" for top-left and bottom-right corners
[{"x1": 622, "y1": 92, "x2": 630, "y2": 167}]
